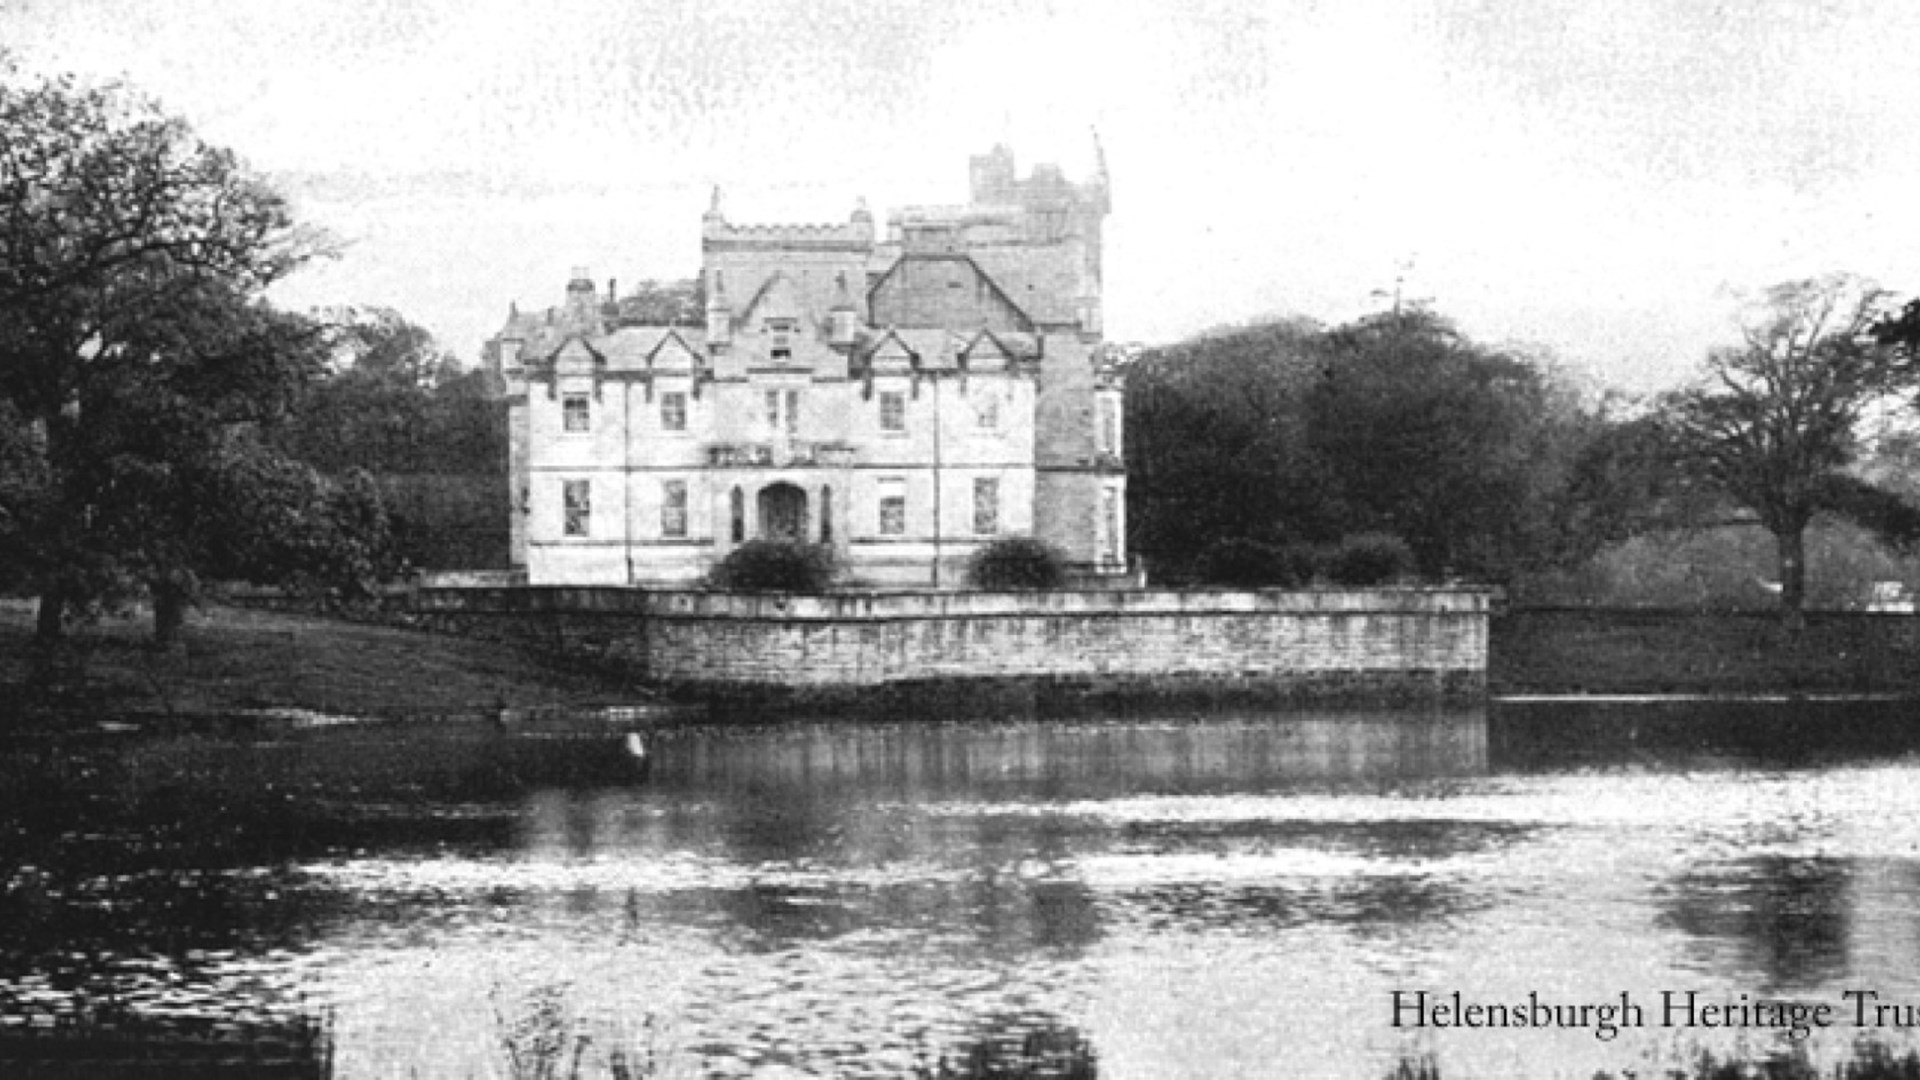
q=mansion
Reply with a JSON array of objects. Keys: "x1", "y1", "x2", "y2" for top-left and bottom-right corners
[{"x1": 488, "y1": 145, "x2": 1127, "y2": 587}]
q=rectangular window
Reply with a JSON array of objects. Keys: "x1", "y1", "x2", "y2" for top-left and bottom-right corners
[
  {"x1": 661, "y1": 480, "x2": 687, "y2": 538},
  {"x1": 765, "y1": 389, "x2": 800, "y2": 437},
  {"x1": 660, "y1": 391, "x2": 687, "y2": 432},
  {"x1": 973, "y1": 388, "x2": 999, "y2": 430},
  {"x1": 878, "y1": 479, "x2": 905, "y2": 537},
  {"x1": 562, "y1": 394, "x2": 590, "y2": 433},
  {"x1": 1098, "y1": 397, "x2": 1118, "y2": 454},
  {"x1": 563, "y1": 480, "x2": 590, "y2": 537},
  {"x1": 879, "y1": 391, "x2": 906, "y2": 433},
  {"x1": 1103, "y1": 486, "x2": 1121, "y2": 561},
  {"x1": 973, "y1": 477, "x2": 999, "y2": 535}
]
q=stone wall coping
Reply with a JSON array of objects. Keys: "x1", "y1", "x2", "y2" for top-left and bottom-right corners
[{"x1": 412, "y1": 585, "x2": 1491, "y2": 619}]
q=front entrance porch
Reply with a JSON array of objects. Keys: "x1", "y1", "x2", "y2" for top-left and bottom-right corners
[{"x1": 757, "y1": 482, "x2": 808, "y2": 542}]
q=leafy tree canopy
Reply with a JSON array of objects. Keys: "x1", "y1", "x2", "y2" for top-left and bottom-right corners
[
  {"x1": 1662, "y1": 274, "x2": 1920, "y2": 627},
  {"x1": 0, "y1": 71, "x2": 390, "y2": 644},
  {"x1": 1127, "y1": 310, "x2": 1595, "y2": 584},
  {"x1": 273, "y1": 308, "x2": 501, "y2": 477},
  {"x1": 262, "y1": 309, "x2": 509, "y2": 571}
]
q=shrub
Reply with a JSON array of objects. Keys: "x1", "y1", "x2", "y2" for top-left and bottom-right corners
[
  {"x1": 1196, "y1": 538, "x2": 1320, "y2": 588},
  {"x1": 1271, "y1": 543, "x2": 1322, "y2": 587},
  {"x1": 1196, "y1": 538, "x2": 1280, "y2": 587},
  {"x1": 1326, "y1": 533, "x2": 1415, "y2": 586},
  {"x1": 709, "y1": 540, "x2": 838, "y2": 593},
  {"x1": 967, "y1": 535, "x2": 1068, "y2": 590}
]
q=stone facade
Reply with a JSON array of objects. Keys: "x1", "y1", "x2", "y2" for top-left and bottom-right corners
[
  {"x1": 408, "y1": 586, "x2": 1491, "y2": 703},
  {"x1": 489, "y1": 145, "x2": 1126, "y2": 587}
]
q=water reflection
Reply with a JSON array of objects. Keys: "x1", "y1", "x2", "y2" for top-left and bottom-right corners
[
  {"x1": 652, "y1": 711, "x2": 1489, "y2": 800},
  {"x1": 1490, "y1": 698, "x2": 1920, "y2": 772},
  {"x1": 1659, "y1": 856, "x2": 1854, "y2": 991},
  {"x1": 8, "y1": 703, "x2": 1920, "y2": 1077}
]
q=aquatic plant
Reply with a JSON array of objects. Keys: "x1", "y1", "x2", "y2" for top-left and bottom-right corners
[
  {"x1": 914, "y1": 1015, "x2": 1099, "y2": 1079},
  {"x1": 1380, "y1": 1041, "x2": 1920, "y2": 1080},
  {"x1": 491, "y1": 985, "x2": 673, "y2": 1080}
]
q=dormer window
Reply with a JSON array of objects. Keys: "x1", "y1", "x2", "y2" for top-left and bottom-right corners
[{"x1": 768, "y1": 319, "x2": 796, "y2": 362}]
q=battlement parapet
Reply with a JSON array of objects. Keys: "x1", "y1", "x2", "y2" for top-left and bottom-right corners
[{"x1": 703, "y1": 219, "x2": 876, "y2": 249}]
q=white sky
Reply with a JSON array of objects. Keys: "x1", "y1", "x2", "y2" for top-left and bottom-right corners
[{"x1": 8, "y1": 0, "x2": 1920, "y2": 392}]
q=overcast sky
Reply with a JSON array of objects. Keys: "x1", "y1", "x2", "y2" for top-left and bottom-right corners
[{"x1": 9, "y1": 0, "x2": 1920, "y2": 391}]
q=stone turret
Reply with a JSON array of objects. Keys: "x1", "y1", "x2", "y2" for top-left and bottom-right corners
[
  {"x1": 969, "y1": 144, "x2": 1018, "y2": 205},
  {"x1": 702, "y1": 185, "x2": 726, "y2": 241},
  {"x1": 828, "y1": 270, "x2": 859, "y2": 348}
]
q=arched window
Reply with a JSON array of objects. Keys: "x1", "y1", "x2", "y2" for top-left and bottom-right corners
[{"x1": 730, "y1": 486, "x2": 745, "y2": 543}]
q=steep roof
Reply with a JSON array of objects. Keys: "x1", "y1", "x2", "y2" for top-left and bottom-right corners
[
  {"x1": 739, "y1": 270, "x2": 811, "y2": 328},
  {"x1": 864, "y1": 252, "x2": 1036, "y2": 333},
  {"x1": 596, "y1": 326, "x2": 708, "y2": 370},
  {"x1": 967, "y1": 247, "x2": 1080, "y2": 326}
]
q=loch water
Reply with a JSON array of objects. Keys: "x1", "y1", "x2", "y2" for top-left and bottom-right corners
[{"x1": 6, "y1": 701, "x2": 1920, "y2": 1079}]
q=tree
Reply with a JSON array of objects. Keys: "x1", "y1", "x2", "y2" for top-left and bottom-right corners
[
  {"x1": 0, "y1": 72, "x2": 378, "y2": 644},
  {"x1": 1124, "y1": 318, "x2": 1328, "y2": 579},
  {"x1": 1875, "y1": 296, "x2": 1920, "y2": 356},
  {"x1": 273, "y1": 309, "x2": 452, "y2": 475},
  {"x1": 1302, "y1": 310, "x2": 1580, "y2": 580},
  {"x1": 610, "y1": 278, "x2": 704, "y2": 327},
  {"x1": 1125, "y1": 311, "x2": 1596, "y2": 584},
  {"x1": 1664, "y1": 275, "x2": 1917, "y2": 629},
  {"x1": 269, "y1": 309, "x2": 509, "y2": 569},
  {"x1": 1543, "y1": 406, "x2": 1703, "y2": 563}
]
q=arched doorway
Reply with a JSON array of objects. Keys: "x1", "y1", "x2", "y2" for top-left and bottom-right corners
[{"x1": 757, "y1": 483, "x2": 808, "y2": 542}]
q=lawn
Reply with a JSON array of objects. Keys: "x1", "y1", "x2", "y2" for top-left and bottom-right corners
[{"x1": 0, "y1": 599, "x2": 649, "y2": 727}]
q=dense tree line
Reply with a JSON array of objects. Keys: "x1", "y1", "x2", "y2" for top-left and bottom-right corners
[
  {"x1": 1129, "y1": 280, "x2": 1920, "y2": 626},
  {"x1": 270, "y1": 309, "x2": 510, "y2": 571},
  {"x1": 1126, "y1": 309, "x2": 1616, "y2": 585}
]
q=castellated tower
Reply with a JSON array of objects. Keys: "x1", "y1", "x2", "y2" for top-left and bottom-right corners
[{"x1": 489, "y1": 143, "x2": 1126, "y2": 586}]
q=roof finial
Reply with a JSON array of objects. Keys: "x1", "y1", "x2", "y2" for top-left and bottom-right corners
[{"x1": 707, "y1": 184, "x2": 723, "y2": 218}]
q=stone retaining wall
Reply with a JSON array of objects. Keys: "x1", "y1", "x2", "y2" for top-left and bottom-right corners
[{"x1": 408, "y1": 587, "x2": 1490, "y2": 703}]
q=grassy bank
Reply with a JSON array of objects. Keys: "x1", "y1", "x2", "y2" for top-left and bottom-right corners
[
  {"x1": 1491, "y1": 608, "x2": 1920, "y2": 697},
  {"x1": 8, "y1": 600, "x2": 1919, "y2": 727},
  {"x1": 0, "y1": 599, "x2": 647, "y2": 727}
]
